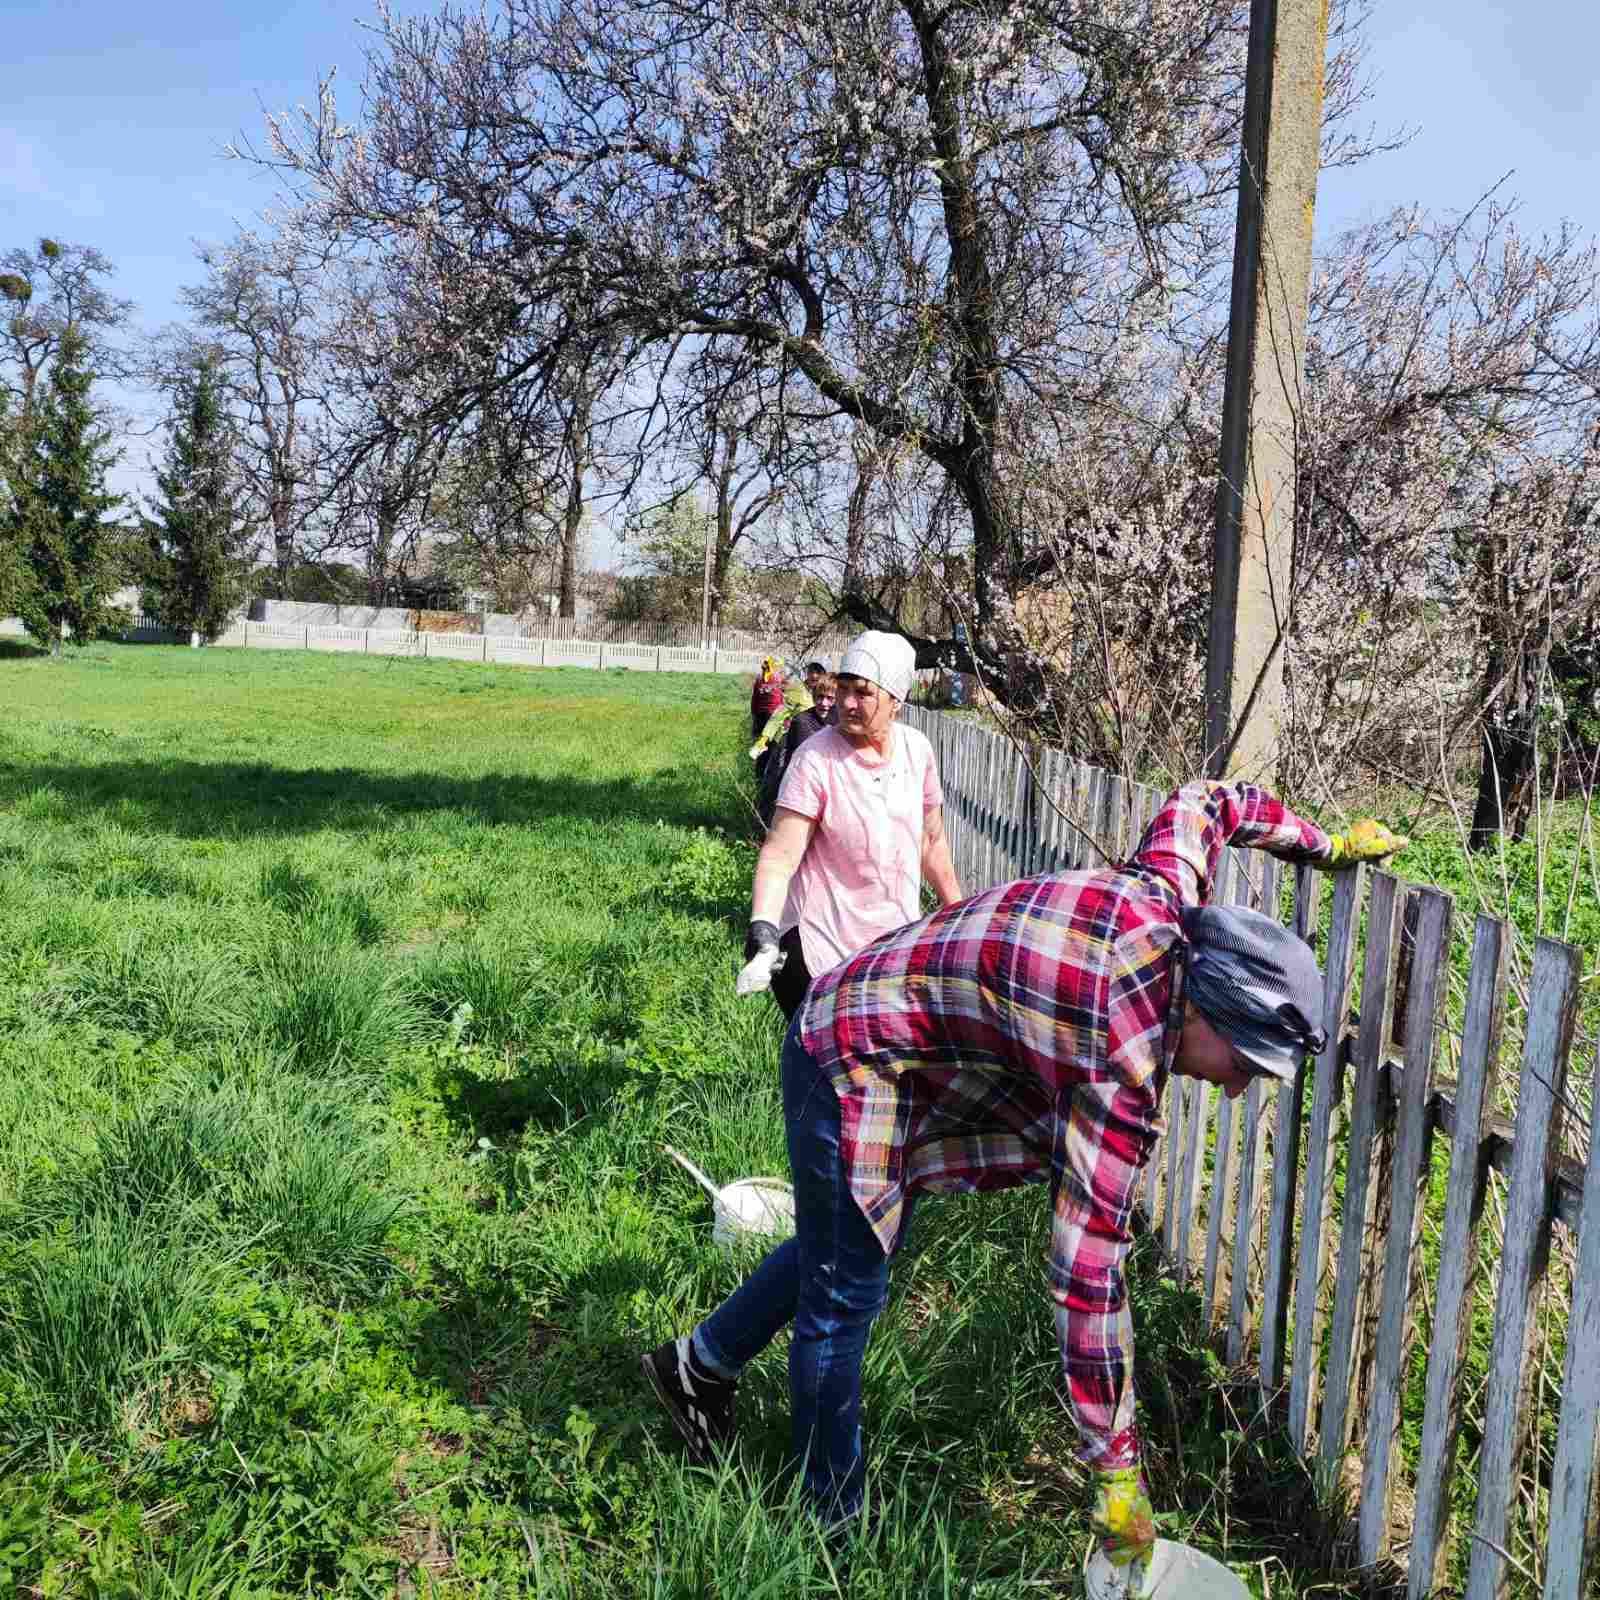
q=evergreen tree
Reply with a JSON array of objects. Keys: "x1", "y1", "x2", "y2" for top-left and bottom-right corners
[
  {"x1": 13, "y1": 327, "x2": 121, "y2": 653},
  {"x1": 145, "y1": 353, "x2": 251, "y2": 640},
  {"x1": 0, "y1": 390, "x2": 32, "y2": 622}
]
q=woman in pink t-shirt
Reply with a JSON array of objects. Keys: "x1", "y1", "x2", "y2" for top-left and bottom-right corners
[{"x1": 741, "y1": 631, "x2": 963, "y2": 1020}]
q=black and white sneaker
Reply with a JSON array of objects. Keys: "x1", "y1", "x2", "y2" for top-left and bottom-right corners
[{"x1": 641, "y1": 1335, "x2": 737, "y2": 1463}]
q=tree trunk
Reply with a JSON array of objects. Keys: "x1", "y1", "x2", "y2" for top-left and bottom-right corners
[
  {"x1": 1469, "y1": 645, "x2": 1545, "y2": 850},
  {"x1": 271, "y1": 493, "x2": 294, "y2": 597},
  {"x1": 370, "y1": 500, "x2": 397, "y2": 606},
  {"x1": 559, "y1": 382, "x2": 591, "y2": 620},
  {"x1": 709, "y1": 425, "x2": 739, "y2": 634},
  {"x1": 908, "y1": 0, "x2": 1008, "y2": 648},
  {"x1": 844, "y1": 446, "x2": 875, "y2": 601}
]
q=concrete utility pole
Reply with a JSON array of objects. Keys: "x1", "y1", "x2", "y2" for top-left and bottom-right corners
[{"x1": 1203, "y1": 0, "x2": 1329, "y2": 780}]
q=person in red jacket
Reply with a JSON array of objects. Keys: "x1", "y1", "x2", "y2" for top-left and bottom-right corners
[{"x1": 749, "y1": 656, "x2": 787, "y2": 742}]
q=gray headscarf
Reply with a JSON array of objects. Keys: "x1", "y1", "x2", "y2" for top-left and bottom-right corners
[{"x1": 1181, "y1": 904, "x2": 1327, "y2": 1082}]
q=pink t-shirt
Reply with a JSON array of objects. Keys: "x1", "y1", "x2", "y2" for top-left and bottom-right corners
[{"x1": 775, "y1": 723, "x2": 944, "y2": 976}]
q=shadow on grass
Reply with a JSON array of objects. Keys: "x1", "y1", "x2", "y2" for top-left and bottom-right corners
[
  {"x1": 0, "y1": 756, "x2": 734, "y2": 838},
  {"x1": 406, "y1": 1253, "x2": 673, "y2": 1415},
  {"x1": 432, "y1": 1055, "x2": 638, "y2": 1145},
  {"x1": 0, "y1": 639, "x2": 47, "y2": 661}
]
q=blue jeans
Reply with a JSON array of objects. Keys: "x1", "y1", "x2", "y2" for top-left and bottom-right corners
[{"x1": 693, "y1": 1019, "x2": 912, "y2": 1523}]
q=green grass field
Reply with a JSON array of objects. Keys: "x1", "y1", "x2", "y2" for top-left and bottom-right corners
[{"x1": 0, "y1": 644, "x2": 1376, "y2": 1597}]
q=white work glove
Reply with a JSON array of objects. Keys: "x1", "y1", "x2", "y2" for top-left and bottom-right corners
[{"x1": 736, "y1": 920, "x2": 787, "y2": 995}]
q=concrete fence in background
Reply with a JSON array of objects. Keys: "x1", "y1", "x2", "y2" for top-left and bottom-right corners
[
  {"x1": 0, "y1": 612, "x2": 770, "y2": 679},
  {"x1": 246, "y1": 599, "x2": 852, "y2": 658}
]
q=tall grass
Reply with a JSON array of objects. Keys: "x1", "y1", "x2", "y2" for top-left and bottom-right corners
[
  {"x1": 0, "y1": 1205, "x2": 226, "y2": 1446},
  {"x1": 66, "y1": 937, "x2": 250, "y2": 1044},
  {"x1": 406, "y1": 938, "x2": 548, "y2": 1048},
  {"x1": 37, "y1": 1068, "x2": 408, "y2": 1292},
  {"x1": 0, "y1": 650, "x2": 1360, "y2": 1597},
  {"x1": 254, "y1": 938, "x2": 422, "y2": 1072}
]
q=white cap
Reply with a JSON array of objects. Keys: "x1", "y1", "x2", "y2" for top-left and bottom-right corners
[{"x1": 837, "y1": 630, "x2": 917, "y2": 702}]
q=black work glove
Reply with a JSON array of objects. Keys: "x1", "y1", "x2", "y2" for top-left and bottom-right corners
[{"x1": 744, "y1": 920, "x2": 780, "y2": 961}]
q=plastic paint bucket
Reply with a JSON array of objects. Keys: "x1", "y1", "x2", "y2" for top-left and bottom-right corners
[
  {"x1": 711, "y1": 1178, "x2": 796, "y2": 1247},
  {"x1": 1083, "y1": 1540, "x2": 1250, "y2": 1600}
]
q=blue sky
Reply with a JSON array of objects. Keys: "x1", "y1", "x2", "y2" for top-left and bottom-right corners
[{"x1": 4, "y1": 0, "x2": 1596, "y2": 537}]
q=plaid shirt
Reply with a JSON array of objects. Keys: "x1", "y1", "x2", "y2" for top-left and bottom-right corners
[{"x1": 798, "y1": 781, "x2": 1332, "y2": 1468}]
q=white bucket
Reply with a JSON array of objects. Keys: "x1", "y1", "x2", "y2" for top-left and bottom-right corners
[
  {"x1": 1083, "y1": 1540, "x2": 1249, "y2": 1600},
  {"x1": 711, "y1": 1178, "x2": 796, "y2": 1247},
  {"x1": 664, "y1": 1146, "x2": 795, "y2": 1248}
]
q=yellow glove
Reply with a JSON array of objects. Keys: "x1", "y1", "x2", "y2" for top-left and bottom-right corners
[
  {"x1": 1091, "y1": 1466, "x2": 1156, "y2": 1568},
  {"x1": 1323, "y1": 817, "x2": 1408, "y2": 870},
  {"x1": 749, "y1": 704, "x2": 799, "y2": 759}
]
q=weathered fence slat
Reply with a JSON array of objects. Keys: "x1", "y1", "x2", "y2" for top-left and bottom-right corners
[
  {"x1": 950, "y1": 725, "x2": 965, "y2": 885},
  {"x1": 982, "y1": 734, "x2": 1000, "y2": 885},
  {"x1": 1163, "y1": 1077, "x2": 1189, "y2": 1258},
  {"x1": 1142, "y1": 1082, "x2": 1166, "y2": 1219},
  {"x1": 1036, "y1": 748, "x2": 1053, "y2": 875},
  {"x1": 968, "y1": 731, "x2": 983, "y2": 886},
  {"x1": 1408, "y1": 915, "x2": 1511, "y2": 1600},
  {"x1": 989, "y1": 737, "x2": 1007, "y2": 883},
  {"x1": 967, "y1": 730, "x2": 984, "y2": 886},
  {"x1": 956, "y1": 731, "x2": 974, "y2": 888},
  {"x1": 1063, "y1": 755, "x2": 1083, "y2": 871},
  {"x1": 1544, "y1": 1050, "x2": 1600, "y2": 1600},
  {"x1": 1051, "y1": 755, "x2": 1074, "y2": 872},
  {"x1": 1175, "y1": 843, "x2": 1237, "y2": 1279},
  {"x1": 1040, "y1": 749, "x2": 1062, "y2": 874},
  {"x1": 1289, "y1": 867, "x2": 1365, "y2": 1454},
  {"x1": 1464, "y1": 936, "x2": 1582, "y2": 1600},
  {"x1": 1010, "y1": 740, "x2": 1029, "y2": 876},
  {"x1": 992, "y1": 735, "x2": 1007, "y2": 879},
  {"x1": 1105, "y1": 775, "x2": 1127, "y2": 863},
  {"x1": 1127, "y1": 783, "x2": 1149, "y2": 859},
  {"x1": 1260, "y1": 866, "x2": 1323, "y2": 1400},
  {"x1": 1083, "y1": 767, "x2": 1107, "y2": 868},
  {"x1": 1356, "y1": 887, "x2": 1454, "y2": 1564},
  {"x1": 1020, "y1": 744, "x2": 1033, "y2": 877},
  {"x1": 1228, "y1": 854, "x2": 1283, "y2": 1364},
  {"x1": 1319, "y1": 871, "x2": 1405, "y2": 1481},
  {"x1": 1202, "y1": 1082, "x2": 1236, "y2": 1324},
  {"x1": 1226, "y1": 1075, "x2": 1265, "y2": 1359},
  {"x1": 1079, "y1": 762, "x2": 1097, "y2": 869},
  {"x1": 1021, "y1": 745, "x2": 1041, "y2": 875},
  {"x1": 1177, "y1": 1080, "x2": 1214, "y2": 1281},
  {"x1": 938, "y1": 719, "x2": 957, "y2": 875},
  {"x1": 1200, "y1": 851, "x2": 1251, "y2": 1323},
  {"x1": 1049, "y1": 755, "x2": 1070, "y2": 872}
]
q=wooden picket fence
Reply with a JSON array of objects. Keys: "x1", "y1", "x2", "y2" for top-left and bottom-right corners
[{"x1": 902, "y1": 705, "x2": 1600, "y2": 1599}]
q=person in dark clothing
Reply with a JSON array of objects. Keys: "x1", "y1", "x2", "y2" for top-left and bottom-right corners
[{"x1": 756, "y1": 673, "x2": 835, "y2": 832}]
